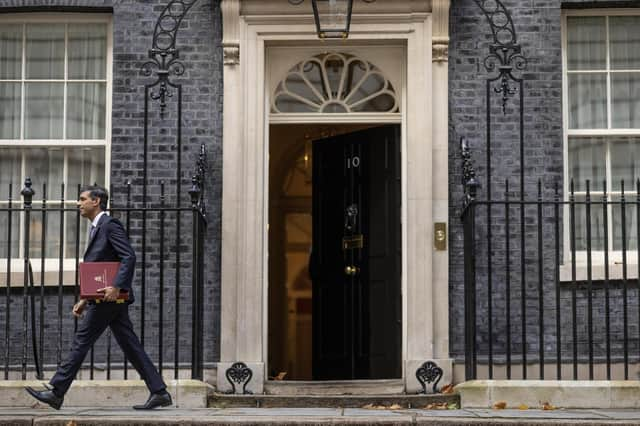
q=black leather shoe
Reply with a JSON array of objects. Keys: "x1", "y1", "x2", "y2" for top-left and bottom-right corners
[
  {"x1": 132, "y1": 390, "x2": 172, "y2": 410},
  {"x1": 25, "y1": 386, "x2": 63, "y2": 410}
]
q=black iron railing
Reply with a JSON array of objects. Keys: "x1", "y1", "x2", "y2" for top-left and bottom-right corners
[
  {"x1": 462, "y1": 147, "x2": 640, "y2": 380},
  {"x1": 0, "y1": 147, "x2": 207, "y2": 381}
]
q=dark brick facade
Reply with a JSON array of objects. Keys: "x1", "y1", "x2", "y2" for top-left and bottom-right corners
[
  {"x1": 449, "y1": 0, "x2": 640, "y2": 368},
  {"x1": 0, "y1": 0, "x2": 222, "y2": 374},
  {"x1": 2, "y1": 0, "x2": 638, "y2": 381}
]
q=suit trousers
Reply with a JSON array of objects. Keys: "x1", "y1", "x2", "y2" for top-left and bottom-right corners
[{"x1": 50, "y1": 302, "x2": 166, "y2": 396}]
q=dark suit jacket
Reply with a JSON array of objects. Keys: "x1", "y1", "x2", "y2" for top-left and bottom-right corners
[{"x1": 84, "y1": 213, "x2": 136, "y2": 303}]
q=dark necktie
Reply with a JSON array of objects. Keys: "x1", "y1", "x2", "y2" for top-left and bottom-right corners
[{"x1": 89, "y1": 225, "x2": 96, "y2": 241}]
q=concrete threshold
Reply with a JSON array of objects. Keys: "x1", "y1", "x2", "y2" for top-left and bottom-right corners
[
  {"x1": 264, "y1": 379, "x2": 404, "y2": 395},
  {"x1": 456, "y1": 380, "x2": 640, "y2": 409},
  {"x1": 0, "y1": 379, "x2": 210, "y2": 409}
]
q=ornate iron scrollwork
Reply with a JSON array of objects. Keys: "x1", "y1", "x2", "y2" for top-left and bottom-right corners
[
  {"x1": 188, "y1": 144, "x2": 207, "y2": 216},
  {"x1": 416, "y1": 361, "x2": 443, "y2": 394},
  {"x1": 140, "y1": 0, "x2": 200, "y2": 115},
  {"x1": 224, "y1": 362, "x2": 253, "y2": 395},
  {"x1": 472, "y1": 0, "x2": 527, "y2": 114},
  {"x1": 461, "y1": 137, "x2": 480, "y2": 208},
  {"x1": 472, "y1": 0, "x2": 517, "y2": 47}
]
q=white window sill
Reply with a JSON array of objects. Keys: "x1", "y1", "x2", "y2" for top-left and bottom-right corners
[
  {"x1": 0, "y1": 258, "x2": 81, "y2": 287},
  {"x1": 560, "y1": 262, "x2": 639, "y2": 282}
]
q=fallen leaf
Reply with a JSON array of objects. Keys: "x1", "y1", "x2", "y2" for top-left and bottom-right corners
[
  {"x1": 447, "y1": 402, "x2": 459, "y2": 410},
  {"x1": 66, "y1": 421, "x2": 77, "y2": 426},
  {"x1": 388, "y1": 404, "x2": 402, "y2": 410},
  {"x1": 518, "y1": 404, "x2": 529, "y2": 410},
  {"x1": 542, "y1": 402, "x2": 556, "y2": 410},
  {"x1": 363, "y1": 404, "x2": 388, "y2": 410},
  {"x1": 424, "y1": 402, "x2": 448, "y2": 410},
  {"x1": 493, "y1": 401, "x2": 507, "y2": 410},
  {"x1": 268, "y1": 371, "x2": 287, "y2": 380},
  {"x1": 440, "y1": 383, "x2": 455, "y2": 394}
]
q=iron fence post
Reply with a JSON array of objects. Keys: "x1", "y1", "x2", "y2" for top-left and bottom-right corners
[
  {"x1": 189, "y1": 175, "x2": 202, "y2": 380},
  {"x1": 4, "y1": 184, "x2": 13, "y2": 379},
  {"x1": 197, "y1": 208, "x2": 205, "y2": 378},
  {"x1": 20, "y1": 178, "x2": 34, "y2": 379},
  {"x1": 461, "y1": 138, "x2": 479, "y2": 381},
  {"x1": 463, "y1": 202, "x2": 477, "y2": 381}
]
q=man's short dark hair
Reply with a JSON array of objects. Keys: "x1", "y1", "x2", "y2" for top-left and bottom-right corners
[{"x1": 80, "y1": 185, "x2": 109, "y2": 211}]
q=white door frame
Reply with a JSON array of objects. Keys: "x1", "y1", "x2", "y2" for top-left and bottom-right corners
[
  {"x1": 217, "y1": 0, "x2": 451, "y2": 394},
  {"x1": 266, "y1": 44, "x2": 405, "y2": 383}
]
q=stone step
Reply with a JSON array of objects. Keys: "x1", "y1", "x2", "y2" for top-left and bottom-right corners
[
  {"x1": 456, "y1": 380, "x2": 640, "y2": 409},
  {"x1": 208, "y1": 393, "x2": 460, "y2": 408}
]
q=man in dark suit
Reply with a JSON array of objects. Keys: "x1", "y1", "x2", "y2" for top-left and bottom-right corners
[{"x1": 26, "y1": 185, "x2": 172, "y2": 410}]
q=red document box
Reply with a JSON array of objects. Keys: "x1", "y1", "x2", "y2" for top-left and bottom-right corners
[{"x1": 79, "y1": 262, "x2": 129, "y2": 301}]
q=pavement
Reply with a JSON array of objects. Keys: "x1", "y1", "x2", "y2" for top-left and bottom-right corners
[{"x1": 3, "y1": 407, "x2": 640, "y2": 425}]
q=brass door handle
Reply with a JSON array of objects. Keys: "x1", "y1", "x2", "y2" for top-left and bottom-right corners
[{"x1": 344, "y1": 265, "x2": 359, "y2": 276}]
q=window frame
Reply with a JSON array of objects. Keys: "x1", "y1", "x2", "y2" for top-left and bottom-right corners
[
  {"x1": 0, "y1": 13, "x2": 113, "y2": 279},
  {"x1": 561, "y1": 8, "x2": 640, "y2": 280}
]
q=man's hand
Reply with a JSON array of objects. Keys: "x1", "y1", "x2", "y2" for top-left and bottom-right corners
[
  {"x1": 73, "y1": 299, "x2": 88, "y2": 318},
  {"x1": 97, "y1": 286, "x2": 120, "y2": 302}
]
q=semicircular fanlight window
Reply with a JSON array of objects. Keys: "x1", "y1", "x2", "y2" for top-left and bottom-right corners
[{"x1": 272, "y1": 52, "x2": 399, "y2": 114}]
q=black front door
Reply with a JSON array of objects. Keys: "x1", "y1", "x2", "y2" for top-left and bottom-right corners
[{"x1": 311, "y1": 124, "x2": 401, "y2": 380}]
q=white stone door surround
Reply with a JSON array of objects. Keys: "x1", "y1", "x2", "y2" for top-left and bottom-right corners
[{"x1": 218, "y1": 0, "x2": 451, "y2": 394}]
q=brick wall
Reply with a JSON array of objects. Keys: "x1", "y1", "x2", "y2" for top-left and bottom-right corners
[
  {"x1": 0, "y1": 0, "x2": 222, "y2": 374},
  {"x1": 449, "y1": 0, "x2": 640, "y2": 368}
]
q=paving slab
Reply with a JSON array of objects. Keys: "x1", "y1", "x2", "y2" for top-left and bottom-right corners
[
  {"x1": 471, "y1": 409, "x2": 609, "y2": 419},
  {"x1": 0, "y1": 417, "x2": 31, "y2": 426},
  {"x1": 220, "y1": 407, "x2": 342, "y2": 416},
  {"x1": 4, "y1": 407, "x2": 640, "y2": 425},
  {"x1": 66, "y1": 408, "x2": 222, "y2": 417},
  {"x1": 414, "y1": 420, "x2": 640, "y2": 425},
  {"x1": 411, "y1": 409, "x2": 481, "y2": 417},
  {"x1": 1, "y1": 379, "x2": 209, "y2": 408},
  {"x1": 591, "y1": 409, "x2": 640, "y2": 420},
  {"x1": 343, "y1": 408, "x2": 413, "y2": 416}
]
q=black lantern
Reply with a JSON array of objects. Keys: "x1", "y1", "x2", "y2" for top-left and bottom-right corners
[
  {"x1": 290, "y1": 0, "x2": 375, "y2": 39},
  {"x1": 311, "y1": 0, "x2": 353, "y2": 39}
]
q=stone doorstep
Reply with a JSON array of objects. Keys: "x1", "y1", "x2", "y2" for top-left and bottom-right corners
[
  {"x1": 455, "y1": 380, "x2": 640, "y2": 409},
  {"x1": 0, "y1": 379, "x2": 210, "y2": 409},
  {"x1": 208, "y1": 393, "x2": 460, "y2": 408}
]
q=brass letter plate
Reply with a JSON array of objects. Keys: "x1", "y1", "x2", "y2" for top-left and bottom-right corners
[
  {"x1": 434, "y1": 222, "x2": 447, "y2": 251},
  {"x1": 342, "y1": 234, "x2": 364, "y2": 250}
]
